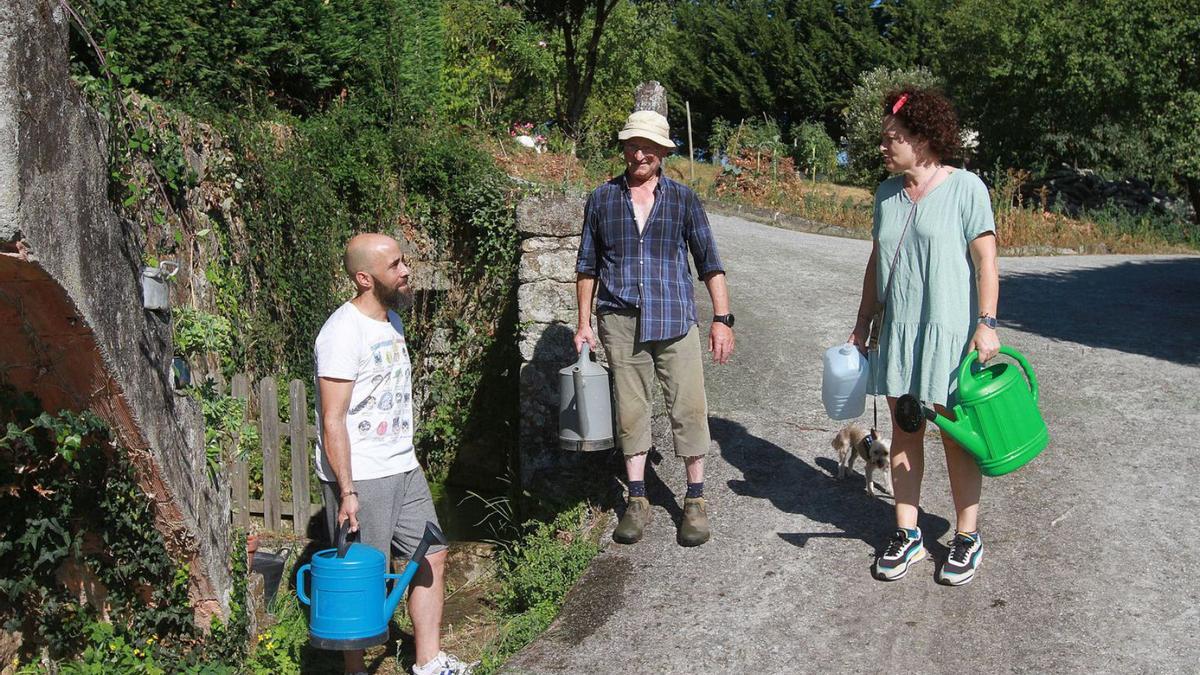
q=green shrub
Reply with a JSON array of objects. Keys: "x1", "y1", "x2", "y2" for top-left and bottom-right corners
[
  {"x1": 790, "y1": 121, "x2": 840, "y2": 180},
  {"x1": 173, "y1": 308, "x2": 235, "y2": 360},
  {"x1": 494, "y1": 504, "x2": 598, "y2": 614},
  {"x1": 709, "y1": 116, "x2": 789, "y2": 164},
  {"x1": 70, "y1": 0, "x2": 446, "y2": 118},
  {"x1": 843, "y1": 65, "x2": 941, "y2": 186}
]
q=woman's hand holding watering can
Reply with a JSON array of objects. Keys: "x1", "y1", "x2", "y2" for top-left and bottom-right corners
[{"x1": 968, "y1": 323, "x2": 1000, "y2": 363}]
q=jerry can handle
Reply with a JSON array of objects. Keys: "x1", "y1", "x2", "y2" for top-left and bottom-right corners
[
  {"x1": 335, "y1": 519, "x2": 352, "y2": 558},
  {"x1": 296, "y1": 563, "x2": 312, "y2": 606},
  {"x1": 958, "y1": 346, "x2": 1039, "y2": 403}
]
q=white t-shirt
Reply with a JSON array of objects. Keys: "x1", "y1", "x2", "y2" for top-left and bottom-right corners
[{"x1": 313, "y1": 302, "x2": 417, "y2": 482}]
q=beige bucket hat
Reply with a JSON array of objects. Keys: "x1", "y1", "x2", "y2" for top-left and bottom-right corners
[{"x1": 617, "y1": 110, "x2": 673, "y2": 150}]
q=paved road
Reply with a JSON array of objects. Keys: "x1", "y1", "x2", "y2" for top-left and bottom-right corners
[{"x1": 507, "y1": 214, "x2": 1200, "y2": 674}]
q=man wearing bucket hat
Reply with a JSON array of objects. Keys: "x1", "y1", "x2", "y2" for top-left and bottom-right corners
[
  {"x1": 314, "y1": 234, "x2": 475, "y2": 674},
  {"x1": 575, "y1": 109, "x2": 735, "y2": 547}
]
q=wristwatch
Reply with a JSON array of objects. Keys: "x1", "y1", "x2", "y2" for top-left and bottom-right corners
[
  {"x1": 977, "y1": 314, "x2": 997, "y2": 329},
  {"x1": 712, "y1": 314, "x2": 735, "y2": 327}
]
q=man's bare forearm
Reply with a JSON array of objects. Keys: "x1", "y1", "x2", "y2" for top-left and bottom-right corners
[
  {"x1": 322, "y1": 421, "x2": 354, "y2": 494},
  {"x1": 576, "y1": 274, "x2": 597, "y2": 328},
  {"x1": 702, "y1": 271, "x2": 730, "y2": 316}
]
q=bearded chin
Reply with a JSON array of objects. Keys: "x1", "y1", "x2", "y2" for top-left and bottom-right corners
[{"x1": 373, "y1": 280, "x2": 414, "y2": 311}]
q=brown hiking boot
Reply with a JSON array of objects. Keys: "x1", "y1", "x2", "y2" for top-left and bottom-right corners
[
  {"x1": 678, "y1": 497, "x2": 710, "y2": 547},
  {"x1": 613, "y1": 496, "x2": 652, "y2": 544}
]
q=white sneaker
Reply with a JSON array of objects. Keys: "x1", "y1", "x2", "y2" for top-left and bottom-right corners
[{"x1": 413, "y1": 651, "x2": 479, "y2": 675}]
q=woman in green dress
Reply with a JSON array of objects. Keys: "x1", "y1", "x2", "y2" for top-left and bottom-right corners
[{"x1": 848, "y1": 87, "x2": 1000, "y2": 586}]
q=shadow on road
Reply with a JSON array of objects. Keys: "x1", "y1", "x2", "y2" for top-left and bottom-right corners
[
  {"x1": 1002, "y1": 257, "x2": 1200, "y2": 365},
  {"x1": 712, "y1": 417, "x2": 950, "y2": 557}
]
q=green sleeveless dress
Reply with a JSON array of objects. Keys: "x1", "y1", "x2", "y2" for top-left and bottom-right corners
[{"x1": 867, "y1": 169, "x2": 996, "y2": 406}]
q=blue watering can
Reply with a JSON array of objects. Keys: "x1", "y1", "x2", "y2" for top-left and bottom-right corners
[{"x1": 297, "y1": 520, "x2": 447, "y2": 650}]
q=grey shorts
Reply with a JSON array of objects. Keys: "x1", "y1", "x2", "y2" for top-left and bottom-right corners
[{"x1": 321, "y1": 468, "x2": 446, "y2": 562}]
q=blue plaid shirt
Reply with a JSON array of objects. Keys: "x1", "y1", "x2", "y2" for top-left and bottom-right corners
[{"x1": 576, "y1": 172, "x2": 725, "y2": 342}]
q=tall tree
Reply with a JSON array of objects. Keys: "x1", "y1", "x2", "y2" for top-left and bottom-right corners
[
  {"x1": 939, "y1": 0, "x2": 1200, "y2": 223},
  {"x1": 524, "y1": 0, "x2": 622, "y2": 137},
  {"x1": 669, "y1": 0, "x2": 915, "y2": 145}
]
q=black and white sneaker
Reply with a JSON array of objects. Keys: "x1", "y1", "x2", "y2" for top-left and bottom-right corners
[
  {"x1": 873, "y1": 527, "x2": 926, "y2": 581},
  {"x1": 937, "y1": 531, "x2": 983, "y2": 586}
]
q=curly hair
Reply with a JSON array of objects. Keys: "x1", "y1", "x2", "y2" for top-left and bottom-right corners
[{"x1": 883, "y1": 87, "x2": 961, "y2": 160}]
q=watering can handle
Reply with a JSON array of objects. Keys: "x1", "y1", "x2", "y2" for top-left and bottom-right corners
[
  {"x1": 959, "y1": 346, "x2": 1039, "y2": 403},
  {"x1": 296, "y1": 563, "x2": 311, "y2": 606},
  {"x1": 574, "y1": 344, "x2": 591, "y2": 438},
  {"x1": 159, "y1": 260, "x2": 180, "y2": 279},
  {"x1": 335, "y1": 519, "x2": 352, "y2": 558}
]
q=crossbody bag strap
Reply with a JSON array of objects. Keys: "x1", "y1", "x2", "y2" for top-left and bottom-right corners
[
  {"x1": 870, "y1": 192, "x2": 922, "y2": 434},
  {"x1": 879, "y1": 199, "x2": 919, "y2": 309}
]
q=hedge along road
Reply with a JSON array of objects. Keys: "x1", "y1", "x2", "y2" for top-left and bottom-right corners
[{"x1": 504, "y1": 212, "x2": 1200, "y2": 674}]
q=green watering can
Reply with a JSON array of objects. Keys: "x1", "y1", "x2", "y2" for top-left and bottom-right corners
[{"x1": 896, "y1": 346, "x2": 1049, "y2": 477}]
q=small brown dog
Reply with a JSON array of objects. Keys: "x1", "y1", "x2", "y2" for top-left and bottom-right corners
[{"x1": 832, "y1": 424, "x2": 893, "y2": 497}]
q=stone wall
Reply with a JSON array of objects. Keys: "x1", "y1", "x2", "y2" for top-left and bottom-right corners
[
  {"x1": 0, "y1": 0, "x2": 231, "y2": 626},
  {"x1": 516, "y1": 193, "x2": 618, "y2": 495}
]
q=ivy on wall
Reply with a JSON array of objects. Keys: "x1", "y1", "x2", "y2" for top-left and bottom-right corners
[{"x1": 0, "y1": 387, "x2": 248, "y2": 667}]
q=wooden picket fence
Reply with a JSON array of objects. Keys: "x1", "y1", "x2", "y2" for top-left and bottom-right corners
[{"x1": 211, "y1": 373, "x2": 323, "y2": 535}]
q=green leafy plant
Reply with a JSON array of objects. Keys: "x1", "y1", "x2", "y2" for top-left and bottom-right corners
[
  {"x1": 790, "y1": 121, "x2": 840, "y2": 181},
  {"x1": 59, "y1": 622, "x2": 166, "y2": 674},
  {"x1": 190, "y1": 380, "x2": 259, "y2": 481},
  {"x1": 247, "y1": 593, "x2": 309, "y2": 675},
  {"x1": 0, "y1": 388, "x2": 195, "y2": 662},
  {"x1": 173, "y1": 308, "x2": 235, "y2": 359},
  {"x1": 475, "y1": 502, "x2": 602, "y2": 673}
]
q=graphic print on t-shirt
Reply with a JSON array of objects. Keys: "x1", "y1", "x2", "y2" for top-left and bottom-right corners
[{"x1": 358, "y1": 339, "x2": 412, "y2": 439}]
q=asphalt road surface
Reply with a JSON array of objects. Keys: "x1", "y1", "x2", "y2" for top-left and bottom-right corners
[{"x1": 506, "y1": 213, "x2": 1200, "y2": 674}]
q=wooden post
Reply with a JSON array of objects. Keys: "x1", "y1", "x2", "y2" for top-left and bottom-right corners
[
  {"x1": 230, "y1": 374, "x2": 251, "y2": 529},
  {"x1": 259, "y1": 376, "x2": 282, "y2": 531},
  {"x1": 289, "y1": 379, "x2": 311, "y2": 535},
  {"x1": 686, "y1": 100, "x2": 695, "y2": 183}
]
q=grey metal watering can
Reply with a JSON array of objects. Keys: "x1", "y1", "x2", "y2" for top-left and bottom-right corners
[
  {"x1": 558, "y1": 343, "x2": 615, "y2": 452},
  {"x1": 141, "y1": 260, "x2": 179, "y2": 312}
]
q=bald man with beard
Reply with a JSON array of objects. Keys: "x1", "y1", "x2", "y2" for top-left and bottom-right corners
[{"x1": 313, "y1": 234, "x2": 475, "y2": 675}]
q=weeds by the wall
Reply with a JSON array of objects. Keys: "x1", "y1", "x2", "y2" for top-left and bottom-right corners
[{"x1": 474, "y1": 502, "x2": 605, "y2": 673}]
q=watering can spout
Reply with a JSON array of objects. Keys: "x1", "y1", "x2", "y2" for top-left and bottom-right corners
[
  {"x1": 382, "y1": 522, "x2": 449, "y2": 622},
  {"x1": 928, "y1": 406, "x2": 987, "y2": 461},
  {"x1": 382, "y1": 575, "x2": 406, "y2": 622}
]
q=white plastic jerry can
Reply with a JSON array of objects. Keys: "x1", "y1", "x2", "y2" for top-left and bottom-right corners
[{"x1": 822, "y1": 343, "x2": 868, "y2": 420}]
